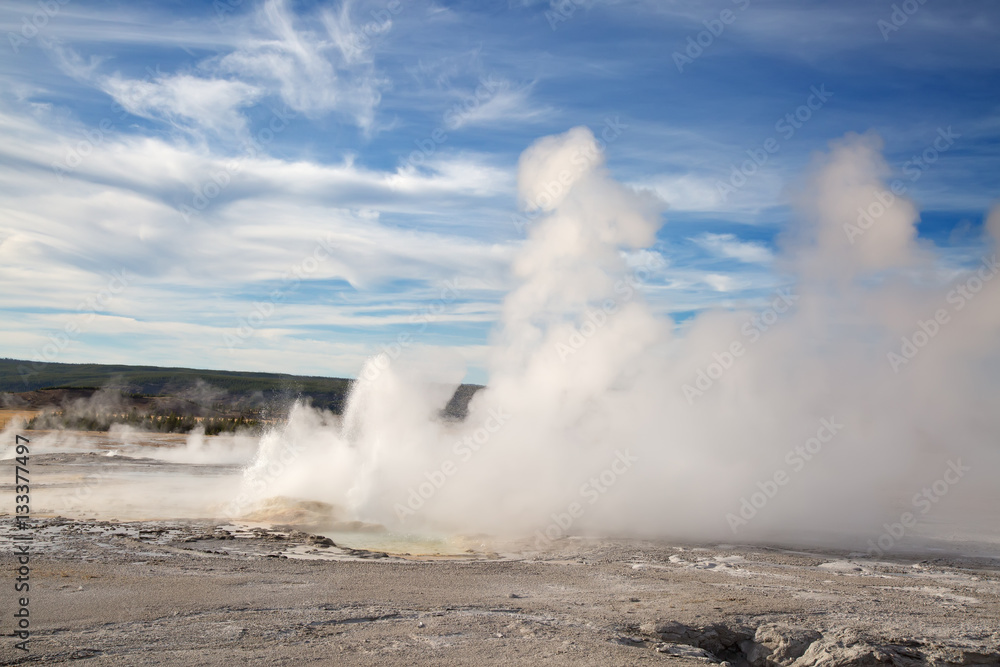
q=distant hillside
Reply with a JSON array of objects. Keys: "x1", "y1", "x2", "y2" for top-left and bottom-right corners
[
  {"x1": 2, "y1": 358, "x2": 352, "y2": 413},
  {"x1": 0, "y1": 358, "x2": 482, "y2": 418}
]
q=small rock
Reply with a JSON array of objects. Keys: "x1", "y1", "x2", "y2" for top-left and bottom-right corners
[
  {"x1": 613, "y1": 636, "x2": 645, "y2": 646},
  {"x1": 417, "y1": 622, "x2": 425, "y2": 628},
  {"x1": 655, "y1": 643, "x2": 722, "y2": 663},
  {"x1": 791, "y1": 637, "x2": 898, "y2": 667},
  {"x1": 306, "y1": 535, "x2": 336, "y2": 547},
  {"x1": 748, "y1": 623, "x2": 821, "y2": 666}
]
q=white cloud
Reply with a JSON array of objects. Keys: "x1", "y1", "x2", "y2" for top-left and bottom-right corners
[
  {"x1": 445, "y1": 79, "x2": 551, "y2": 130},
  {"x1": 703, "y1": 273, "x2": 739, "y2": 292},
  {"x1": 44, "y1": 0, "x2": 388, "y2": 135},
  {"x1": 638, "y1": 174, "x2": 721, "y2": 211},
  {"x1": 99, "y1": 74, "x2": 262, "y2": 138},
  {"x1": 692, "y1": 233, "x2": 774, "y2": 264},
  {"x1": 623, "y1": 248, "x2": 668, "y2": 271},
  {"x1": 321, "y1": 0, "x2": 390, "y2": 66},
  {"x1": 0, "y1": 104, "x2": 514, "y2": 379},
  {"x1": 217, "y1": 0, "x2": 386, "y2": 130},
  {"x1": 633, "y1": 171, "x2": 785, "y2": 214},
  {"x1": 45, "y1": 42, "x2": 108, "y2": 81}
]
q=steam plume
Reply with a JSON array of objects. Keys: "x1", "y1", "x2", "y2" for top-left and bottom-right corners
[{"x1": 236, "y1": 129, "x2": 1000, "y2": 549}]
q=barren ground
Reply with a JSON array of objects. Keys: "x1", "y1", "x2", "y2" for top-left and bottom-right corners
[{"x1": 1, "y1": 448, "x2": 998, "y2": 665}]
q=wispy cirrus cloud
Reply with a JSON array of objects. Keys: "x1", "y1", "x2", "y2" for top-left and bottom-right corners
[
  {"x1": 0, "y1": 100, "x2": 513, "y2": 379},
  {"x1": 445, "y1": 79, "x2": 552, "y2": 130},
  {"x1": 100, "y1": 74, "x2": 262, "y2": 139},
  {"x1": 692, "y1": 233, "x2": 774, "y2": 264},
  {"x1": 44, "y1": 0, "x2": 389, "y2": 137},
  {"x1": 216, "y1": 0, "x2": 387, "y2": 130}
]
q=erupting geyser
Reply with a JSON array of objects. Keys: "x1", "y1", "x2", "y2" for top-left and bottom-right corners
[{"x1": 237, "y1": 128, "x2": 1000, "y2": 550}]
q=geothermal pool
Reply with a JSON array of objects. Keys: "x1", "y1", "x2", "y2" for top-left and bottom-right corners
[{"x1": 0, "y1": 428, "x2": 514, "y2": 558}]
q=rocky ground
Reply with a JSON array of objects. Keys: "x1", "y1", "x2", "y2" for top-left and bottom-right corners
[{"x1": 0, "y1": 514, "x2": 998, "y2": 666}]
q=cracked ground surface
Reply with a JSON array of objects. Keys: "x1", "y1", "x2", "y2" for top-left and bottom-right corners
[{"x1": 1, "y1": 515, "x2": 999, "y2": 665}]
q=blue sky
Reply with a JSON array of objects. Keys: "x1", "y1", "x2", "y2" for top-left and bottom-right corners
[{"x1": 1, "y1": 0, "x2": 998, "y2": 383}]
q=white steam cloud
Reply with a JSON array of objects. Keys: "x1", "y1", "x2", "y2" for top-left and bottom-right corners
[{"x1": 234, "y1": 128, "x2": 1000, "y2": 549}]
